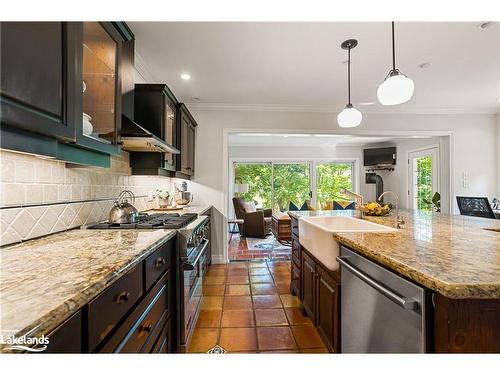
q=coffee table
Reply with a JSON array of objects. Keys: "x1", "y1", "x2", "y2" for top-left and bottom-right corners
[{"x1": 272, "y1": 212, "x2": 292, "y2": 244}]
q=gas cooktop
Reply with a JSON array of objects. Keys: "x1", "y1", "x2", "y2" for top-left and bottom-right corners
[{"x1": 89, "y1": 213, "x2": 198, "y2": 230}]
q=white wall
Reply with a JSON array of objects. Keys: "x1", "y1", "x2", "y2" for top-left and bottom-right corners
[{"x1": 189, "y1": 109, "x2": 498, "y2": 217}]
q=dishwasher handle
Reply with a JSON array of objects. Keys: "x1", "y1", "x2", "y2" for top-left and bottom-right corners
[{"x1": 337, "y1": 256, "x2": 419, "y2": 311}]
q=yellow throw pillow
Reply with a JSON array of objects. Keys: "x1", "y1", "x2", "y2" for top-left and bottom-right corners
[{"x1": 322, "y1": 201, "x2": 333, "y2": 210}]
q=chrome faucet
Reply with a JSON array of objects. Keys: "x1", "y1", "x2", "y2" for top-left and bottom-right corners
[
  {"x1": 378, "y1": 191, "x2": 405, "y2": 229},
  {"x1": 341, "y1": 188, "x2": 363, "y2": 218}
]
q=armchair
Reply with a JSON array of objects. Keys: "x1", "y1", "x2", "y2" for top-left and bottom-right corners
[{"x1": 232, "y1": 197, "x2": 272, "y2": 238}]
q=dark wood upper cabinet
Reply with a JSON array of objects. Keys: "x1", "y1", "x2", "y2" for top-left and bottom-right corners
[
  {"x1": 176, "y1": 103, "x2": 197, "y2": 178},
  {"x1": 76, "y1": 22, "x2": 126, "y2": 155},
  {"x1": 130, "y1": 84, "x2": 179, "y2": 175},
  {"x1": 0, "y1": 22, "x2": 79, "y2": 141}
]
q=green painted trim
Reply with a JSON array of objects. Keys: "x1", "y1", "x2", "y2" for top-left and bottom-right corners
[
  {"x1": 0, "y1": 125, "x2": 58, "y2": 158},
  {"x1": 111, "y1": 22, "x2": 135, "y2": 41},
  {"x1": 57, "y1": 143, "x2": 111, "y2": 168}
]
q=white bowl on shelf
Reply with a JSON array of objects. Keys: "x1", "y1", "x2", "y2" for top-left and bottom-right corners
[{"x1": 82, "y1": 113, "x2": 93, "y2": 136}]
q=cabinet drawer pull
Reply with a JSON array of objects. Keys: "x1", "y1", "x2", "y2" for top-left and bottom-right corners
[
  {"x1": 114, "y1": 291, "x2": 131, "y2": 304},
  {"x1": 155, "y1": 257, "x2": 166, "y2": 268},
  {"x1": 140, "y1": 323, "x2": 153, "y2": 334}
]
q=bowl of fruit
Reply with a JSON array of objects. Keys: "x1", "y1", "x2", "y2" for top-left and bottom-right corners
[{"x1": 360, "y1": 202, "x2": 392, "y2": 216}]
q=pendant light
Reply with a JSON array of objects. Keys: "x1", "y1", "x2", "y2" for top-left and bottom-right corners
[
  {"x1": 377, "y1": 22, "x2": 415, "y2": 105},
  {"x1": 337, "y1": 39, "x2": 362, "y2": 128}
]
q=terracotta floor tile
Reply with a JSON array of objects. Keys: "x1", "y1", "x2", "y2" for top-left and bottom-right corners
[
  {"x1": 255, "y1": 309, "x2": 288, "y2": 326},
  {"x1": 284, "y1": 307, "x2": 313, "y2": 326},
  {"x1": 280, "y1": 294, "x2": 301, "y2": 308},
  {"x1": 221, "y1": 309, "x2": 255, "y2": 327},
  {"x1": 200, "y1": 296, "x2": 223, "y2": 310},
  {"x1": 252, "y1": 294, "x2": 282, "y2": 309},
  {"x1": 291, "y1": 325, "x2": 326, "y2": 349},
  {"x1": 202, "y1": 285, "x2": 226, "y2": 296},
  {"x1": 203, "y1": 276, "x2": 226, "y2": 285},
  {"x1": 206, "y1": 269, "x2": 226, "y2": 277},
  {"x1": 209, "y1": 264, "x2": 227, "y2": 270},
  {"x1": 187, "y1": 328, "x2": 219, "y2": 353},
  {"x1": 224, "y1": 295, "x2": 253, "y2": 310},
  {"x1": 257, "y1": 327, "x2": 297, "y2": 351},
  {"x1": 250, "y1": 275, "x2": 274, "y2": 284},
  {"x1": 273, "y1": 275, "x2": 291, "y2": 284},
  {"x1": 225, "y1": 284, "x2": 251, "y2": 296},
  {"x1": 219, "y1": 328, "x2": 258, "y2": 352},
  {"x1": 227, "y1": 262, "x2": 248, "y2": 269},
  {"x1": 248, "y1": 262, "x2": 268, "y2": 268},
  {"x1": 250, "y1": 283, "x2": 278, "y2": 295},
  {"x1": 275, "y1": 282, "x2": 292, "y2": 294},
  {"x1": 196, "y1": 310, "x2": 222, "y2": 328},
  {"x1": 301, "y1": 347, "x2": 330, "y2": 353},
  {"x1": 226, "y1": 275, "x2": 250, "y2": 284},
  {"x1": 249, "y1": 268, "x2": 270, "y2": 275},
  {"x1": 227, "y1": 268, "x2": 249, "y2": 276}
]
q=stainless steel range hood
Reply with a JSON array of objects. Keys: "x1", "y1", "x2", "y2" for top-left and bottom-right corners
[{"x1": 120, "y1": 115, "x2": 180, "y2": 154}]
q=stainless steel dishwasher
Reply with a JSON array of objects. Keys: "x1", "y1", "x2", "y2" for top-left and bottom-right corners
[{"x1": 337, "y1": 246, "x2": 427, "y2": 353}]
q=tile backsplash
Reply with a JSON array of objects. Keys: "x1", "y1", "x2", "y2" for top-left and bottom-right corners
[{"x1": 0, "y1": 149, "x2": 171, "y2": 246}]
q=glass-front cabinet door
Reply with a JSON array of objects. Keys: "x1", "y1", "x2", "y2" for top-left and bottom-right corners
[
  {"x1": 163, "y1": 96, "x2": 176, "y2": 168},
  {"x1": 79, "y1": 22, "x2": 122, "y2": 155}
]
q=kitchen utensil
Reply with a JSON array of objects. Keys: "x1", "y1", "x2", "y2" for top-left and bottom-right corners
[{"x1": 109, "y1": 190, "x2": 139, "y2": 224}]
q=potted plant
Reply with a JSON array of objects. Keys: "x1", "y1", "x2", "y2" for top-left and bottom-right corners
[{"x1": 156, "y1": 189, "x2": 171, "y2": 208}]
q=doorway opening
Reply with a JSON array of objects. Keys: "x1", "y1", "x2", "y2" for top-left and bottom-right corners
[{"x1": 408, "y1": 146, "x2": 440, "y2": 211}]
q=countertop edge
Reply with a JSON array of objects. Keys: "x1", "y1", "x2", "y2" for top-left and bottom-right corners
[
  {"x1": 2, "y1": 229, "x2": 177, "y2": 349},
  {"x1": 333, "y1": 234, "x2": 500, "y2": 299}
]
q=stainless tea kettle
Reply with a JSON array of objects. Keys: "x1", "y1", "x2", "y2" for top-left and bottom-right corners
[{"x1": 109, "y1": 190, "x2": 139, "y2": 224}]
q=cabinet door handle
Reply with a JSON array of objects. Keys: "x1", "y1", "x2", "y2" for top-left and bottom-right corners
[
  {"x1": 336, "y1": 256, "x2": 418, "y2": 310},
  {"x1": 114, "y1": 291, "x2": 130, "y2": 304},
  {"x1": 155, "y1": 257, "x2": 166, "y2": 268}
]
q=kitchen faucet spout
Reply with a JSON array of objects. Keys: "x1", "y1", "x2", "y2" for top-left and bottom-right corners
[{"x1": 378, "y1": 191, "x2": 404, "y2": 229}]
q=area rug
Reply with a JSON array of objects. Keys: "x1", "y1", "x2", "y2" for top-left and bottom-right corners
[{"x1": 246, "y1": 236, "x2": 291, "y2": 252}]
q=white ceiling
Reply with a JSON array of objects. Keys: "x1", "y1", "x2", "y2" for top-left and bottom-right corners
[
  {"x1": 130, "y1": 22, "x2": 500, "y2": 114},
  {"x1": 228, "y1": 133, "x2": 432, "y2": 147}
]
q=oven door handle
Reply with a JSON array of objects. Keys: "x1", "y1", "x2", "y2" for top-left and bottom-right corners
[{"x1": 183, "y1": 239, "x2": 209, "y2": 270}]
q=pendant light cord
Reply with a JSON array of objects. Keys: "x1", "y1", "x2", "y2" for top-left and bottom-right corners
[
  {"x1": 347, "y1": 47, "x2": 351, "y2": 105},
  {"x1": 392, "y1": 21, "x2": 396, "y2": 71}
]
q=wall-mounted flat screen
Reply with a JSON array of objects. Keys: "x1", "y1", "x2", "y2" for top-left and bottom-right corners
[{"x1": 363, "y1": 147, "x2": 397, "y2": 166}]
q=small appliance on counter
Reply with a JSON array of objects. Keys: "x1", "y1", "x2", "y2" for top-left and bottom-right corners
[
  {"x1": 174, "y1": 181, "x2": 193, "y2": 206},
  {"x1": 108, "y1": 190, "x2": 139, "y2": 224}
]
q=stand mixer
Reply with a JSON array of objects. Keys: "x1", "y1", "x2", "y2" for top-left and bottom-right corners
[{"x1": 174, "y1": 181, "x2": 193, "y2": 206}]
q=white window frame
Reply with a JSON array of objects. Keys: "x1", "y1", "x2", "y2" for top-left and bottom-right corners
[{"x1": 407, "y1": 145, "x2": 440, "y2": 211}]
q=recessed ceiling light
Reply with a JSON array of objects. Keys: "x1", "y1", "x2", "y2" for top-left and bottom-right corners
[
  {"x1": 180, "y1": 73, "x2": 191, "y2": 80},
  {"x1": 417, "y1": 62, "x2": 431, "y2": 70},
  {"x1": 478, "y1": 22, "x2": 493, "y2": 30},
  {"x1": 358, "y1": 102, "x2": 375, "y2": 106}
]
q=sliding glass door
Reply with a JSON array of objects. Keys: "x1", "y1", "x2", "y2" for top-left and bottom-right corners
[
  {"x1": 233, "y1": 163, "x2": 272, "y2": 209},
  {"x1": 233, "y1": 160, "x2": 355, "y2": 212},
  {"x1": 272, "y1": 163, "x2": 311, "y2": 212},
  {"x1": 315, "y1": 162, "x2": 354, "y2": 209}
]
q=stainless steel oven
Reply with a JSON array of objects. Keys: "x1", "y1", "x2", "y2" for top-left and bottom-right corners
[{"x1": 177, "y1": 216, "x2": 210, "y2": 351}]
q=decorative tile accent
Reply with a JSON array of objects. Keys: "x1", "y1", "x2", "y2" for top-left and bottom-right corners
[{"x1": 0, "y1": 149, "x2": 170, "y2": 246}]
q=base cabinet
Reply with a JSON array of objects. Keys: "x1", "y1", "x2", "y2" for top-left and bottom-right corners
[
  {"x1": 301, "y1": 251, "x2": 317, "y2": 322},
  {"x1": 316, "y1": 266, "x2": 340, "y2": 352}
]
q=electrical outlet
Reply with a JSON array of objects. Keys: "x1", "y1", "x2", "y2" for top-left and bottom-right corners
[{"x1": 147, "y1": 191, "x2": 156, "y2": 202}]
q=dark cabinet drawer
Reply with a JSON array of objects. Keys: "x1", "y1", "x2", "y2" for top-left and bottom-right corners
[
  {"x1": 291, "y1": 217, "x2": 299, "y2": 237},
  {"x1": 116, "y1": 281, "x2": 168, "y2": 353},
  {"x1": 88, "y1": 265, "x2": 143, "y2": 351},
  {"x1": 43, "y1": 311, "x2": 82, "y2": 353},
  {"x1": 144, "y1": 240, "x2": 173, "y2": 291},
  {"x1": 291, "y1": 263, "x2": 301, "y2": 298},
  {"x1": 291, "y1": 237, "x2": 301, "y2": 267}
]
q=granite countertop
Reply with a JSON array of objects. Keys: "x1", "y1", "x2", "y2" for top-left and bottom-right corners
[
  {"x1": 288, "y1": 210, "x2": 500, "y2": 299},
  {"x1": 0, "y1": 228, "x2": 176, "y2": 347},
  {"x1": 144, "y1": 204, "x2": 212, "y2": 216}
]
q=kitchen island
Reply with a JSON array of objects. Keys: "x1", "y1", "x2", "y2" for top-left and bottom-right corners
[{"x1": 288, "y1": 209, "x2": 500, "y2": 353}]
